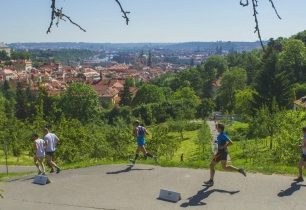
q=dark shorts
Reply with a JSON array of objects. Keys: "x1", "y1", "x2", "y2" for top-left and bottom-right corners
[
  {"x1": 301, "y1": 154, "x2": 306, "y2": 161},
  {"x1": 46, "y1": 151, "x2": 55, "y2": 157},
  {"x1": 213, "y1": 150, "x2": 228, "y2": 162}
]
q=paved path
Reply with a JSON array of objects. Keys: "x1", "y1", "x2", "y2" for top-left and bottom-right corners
[
  {"x1": 207, "y1": 120, "x2": 218, "y2": 139},
  {"x1": 0, "y1": 164, "x2": 305, "y2": 210},
  {"x1": 0, "y1": 165, "x2": 36, "y2": 174}
]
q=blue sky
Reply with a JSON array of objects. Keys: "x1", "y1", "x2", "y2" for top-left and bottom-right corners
[{"x1": 0, "y1": 0, "x2": 306, "y2": 43}]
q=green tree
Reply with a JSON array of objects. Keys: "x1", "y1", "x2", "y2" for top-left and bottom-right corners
[
  {"x1": 119, "y1": 82, "x2": 132, "y2": 106},
  {"x1": 15, "y1": 83, "x2": 27, "y2": 120},
  {"x1": 234, "y1": 88, "x2": 257, "y2": 118},
  {"x1": 216, "y1": 67, "x2": 247, "y2": 112},
  {"x1": 254, "y1": 40, "x2": 293, "y2": 110},
  {"x1": 60, "y1": 83, "x2": 100, "y2": 123},
  {"x1": 132, "y1": 84, "x2": 165, "y2": 106},
  {"x1": 293, "y1": 30, "x2": 306, "y2": 45},
  {"x1": 279, "y1": 39, "x2": 306, "y2": 83},
  {"x1": 293, "y1": 83, "x2": 306, "y2": 99},
  {"x1": 197, "y1": 122, "x2": 212, "y2": 160},
  {"x1": 204, "y1": 55, "x2": 228, "y2": 77},
  {"x1": 0, "y1": 51, "x2": 9, "y2": 61},
  {"x1": 197, "y1": 98, "x2": 215, "y2": 119},
  {"x1": 171, "y1": 87, "x2": 201, "y2": 106},
  {"x1": 11, "y1": 51, "x2": 31, "y2": 60}
]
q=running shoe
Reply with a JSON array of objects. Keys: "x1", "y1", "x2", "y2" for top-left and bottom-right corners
[
  {"x1": 129, "y1": 159, "x2": 136, "y2": 164},
  {"x1": 238, "y1": 168, "x2": 247, "y2": 177},
  {"x1": 293, "y1": 177, "x2": 304, "y2": 182},
  {"x1": 204, "y1": 179, "x2": 214, "y2": 186}
]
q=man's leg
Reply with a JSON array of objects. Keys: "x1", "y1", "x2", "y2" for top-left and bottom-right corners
[
  {"x1": 46, "y1": 154, "x2": 54, "y2": 172},
  {"x1": 38, "y1": 158, "x2": 45, "y2": 174},
  {"x1": 130, "y1": 147, "x2": 140, "y2": 164},
  {"x1": 210, "y1": 160, "x2": 217, "y2": 180},
  {"x1": 204, "y1": 160, "x2": 217, "y2": 185},
  {"x1": 221, "y1": 160, "x2": 246, "y2": 176},
  {"x1": 46, "y1": 154, "x2": 60, "y2": 173},
  {"x1": 299, "y1": 159, "x2": 304, "y2": 177},
  {"x1": 295, "y1": 158, "x2": 305, "y2": 182},
  {"x1": 34, "y1": 157, "x2": 42, "y2": 174},
  {"x1": 141, "y1": 146, "x2": 157, "y2": 162}
]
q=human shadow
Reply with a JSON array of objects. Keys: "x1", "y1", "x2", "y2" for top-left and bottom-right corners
[
  {"x1": 6, "y1": 175, "x2": 35, "y2": 183},
  {"x1": 106, "y1": 165, "x2": 154, "y2": 175},
  {"x1": 180, "y1": 185, "x2": 240, "y2": 207},
  {"x1": 278, "y1": 181, "x2": 306, "y2": 197}
]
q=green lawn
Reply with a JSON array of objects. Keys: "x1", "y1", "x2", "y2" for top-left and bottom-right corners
[
  {"x1": 158, "y1": 129, "x2": 300, "y2": 176},
  {"x1": 0, "y1": 129, "x2": 301, "y2": 177},
  {"x1": 0, "y1": 150, "x2": 33, "y2": 166}
]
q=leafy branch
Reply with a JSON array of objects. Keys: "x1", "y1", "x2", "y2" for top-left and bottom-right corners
[
  {"x1": 47, "y1": 0, "x2": 130, "y2": 34},
  {"x1": 240, "y1": 0, "x2": 281, "y2": 50}
]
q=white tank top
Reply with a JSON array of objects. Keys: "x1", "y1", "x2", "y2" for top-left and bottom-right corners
[{"x1": 35, "y1": 139, "x2": 45, "y2": 157}]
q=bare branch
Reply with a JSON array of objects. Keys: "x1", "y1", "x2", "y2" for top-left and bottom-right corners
[
  {"x1": 47, "y1": 0, "x2": 86, "y2": 34},
  {"x1": 47, "y1": 0, "x2": 130, "y2": 33},
  {"x1": 241, "y1": 0, "x2": 282, "y2": 50},
  {"x1": 251, "y1": 0, "x2": 265, "y2": 49},
  {"x1": 240, "y1": 0, "x2": 249, "y2": 7},
  {"x1": 46, "y1": 0, "x2": 56, "y2": 34},
  {"x1": 114, "y1": 0, "x2": 130, "y2": 25},
  {"x1": 268, "y1": 0, "x2": 281, "y2": 19}
]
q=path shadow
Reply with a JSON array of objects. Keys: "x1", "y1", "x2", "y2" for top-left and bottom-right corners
[
  {"x1": 106, "y1": 165, "x2": 154, "y2": 175},
  {"x1": 7, "y1": 176, "x2": 35, "y2": 183},
  {"x1": 278, "y1": 181, "x2": 306, "y2": 197},
  {"x1": 180, "y1": 185, "x2": 240, "y2": 207}
]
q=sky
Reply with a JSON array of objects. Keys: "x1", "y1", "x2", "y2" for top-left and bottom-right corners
[{"x1": 0, "y1": 0, "x2": 306, "y2": 43}]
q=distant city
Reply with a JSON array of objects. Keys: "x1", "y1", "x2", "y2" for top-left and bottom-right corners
[{"x1": 0, "y1": 41, "x2": 262, "y2": 106}]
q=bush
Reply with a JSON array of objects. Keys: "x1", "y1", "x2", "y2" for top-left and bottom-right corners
[{"x1": 226, "y1": 122, "x2": 249, "y2": 141}]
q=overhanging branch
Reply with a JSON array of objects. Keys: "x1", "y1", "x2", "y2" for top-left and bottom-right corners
[
  {"x1": 47, "y1": 0, "x2": 130, "y2": 33},
  {"x1": 241, "y1": 0, "x2": 281, "y2": 50}
]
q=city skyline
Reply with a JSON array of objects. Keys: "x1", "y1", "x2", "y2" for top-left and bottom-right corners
[{"x1": 0, "y1": 0, "x2": 306, "y2": 43}]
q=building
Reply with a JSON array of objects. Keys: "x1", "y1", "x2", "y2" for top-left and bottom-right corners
[
  {"x1": 0, "y1": 42, "x2": 11, "y2": 57},
  {"x1": 294, "y1": 96, "x2": 306, "y2": 110}
]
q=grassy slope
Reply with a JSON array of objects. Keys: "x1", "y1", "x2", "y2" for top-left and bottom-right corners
[{"x1": 0, "y1": 130, "x2": 300, "y2": 178}]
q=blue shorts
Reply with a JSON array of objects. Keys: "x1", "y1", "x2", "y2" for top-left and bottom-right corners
[{"x1": 137, "y1": 137, "x2": 146, "y2": 146}]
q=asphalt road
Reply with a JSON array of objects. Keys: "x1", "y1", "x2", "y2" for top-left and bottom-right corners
[
  {"x1": 0, "y1": 164, "x2": 305, "y2": 210},
  {"x1": 0, "y1": 165, "x2": 37, "y2": 174}
]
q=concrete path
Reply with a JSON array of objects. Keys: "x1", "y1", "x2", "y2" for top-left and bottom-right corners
[
  {"x1": 207, "y1": 120, "x2": 218, "y2": 139},
  {"x1": 0, "y1": 165, "x2": 36, "y2": 174},
  {"x1": 0, "y1": 164, "x2": 305, "y2": 210}
]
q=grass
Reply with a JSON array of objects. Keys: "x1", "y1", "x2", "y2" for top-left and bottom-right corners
[
  {"x1": 157, "y1": 129, "x2": 300, "y2": 176},
  {"x1": 0, "y1": 150, "x2": 33, "y2": 166},
  {"x1": 0, "y1": 129, "x2": 302, "y2": 178}
]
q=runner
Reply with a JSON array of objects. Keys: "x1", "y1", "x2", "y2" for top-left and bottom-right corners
[
  {"x1": 130, "y1": 120, "x2": 157, "y2": 164},
  {"x1": 44, "y1": 128, "x2": 61, "y2": 173},
  {"x1": 204, "y1": 123, "x2": 246, "y2": 186},
  {"x1": 294, "y1": 127, "x2": 306, "y2": 182},
  {"x1": 33, "y1": 133, "x2": 46, "y2": 175}
]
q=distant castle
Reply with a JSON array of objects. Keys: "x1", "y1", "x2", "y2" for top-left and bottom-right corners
[{"x1": 0, "y1": 42, "x2": 11, "y2": 57}]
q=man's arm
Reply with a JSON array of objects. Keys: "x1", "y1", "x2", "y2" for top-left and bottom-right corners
[
  {"x1": 33, "y1": 143, "x2": 37, "y2": 156},
  {"x1": 221, "y1": 138, "x2": 233, "y2": 149},
  {"x1": 54, "y1": 134, "x2": 60, "y2": 144},
  {"x1": 44, "y1": 137, "x2": 49, "y2": 149}
]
